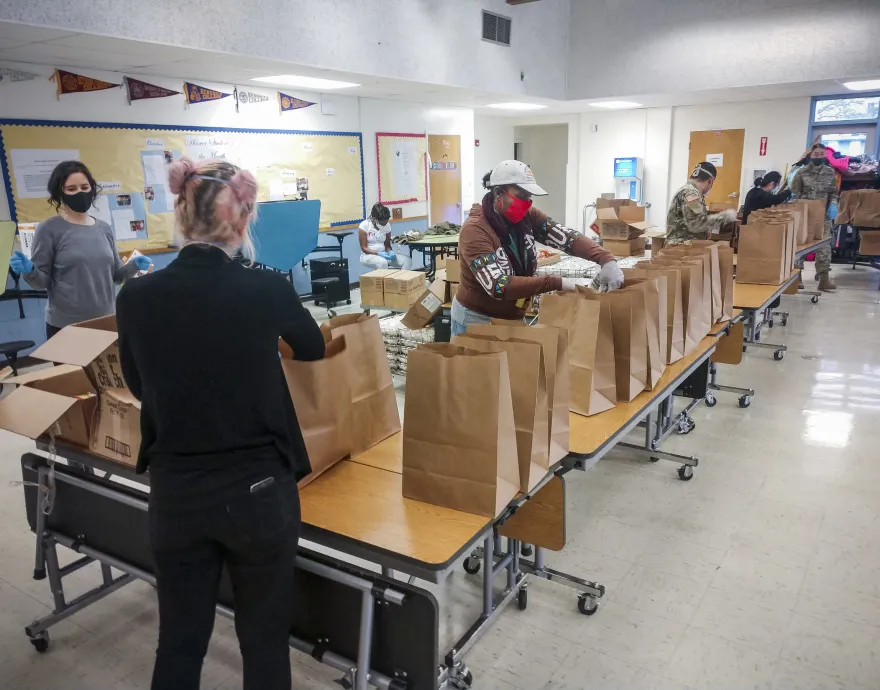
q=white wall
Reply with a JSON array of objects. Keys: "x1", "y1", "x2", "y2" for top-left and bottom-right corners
[
  {"x1": 474, "y1": 115, "x2": 515, "y2": 205},
  {"x1": 1, "y1": 0, "x2": 571, "y2": 99},
  {"x1": 359, "y1": 98, "x2": 475, "y2": 224},
  {"x1": 568, "y1": 0, "x2": 880, "y2": 99},
  {"x1": 514, "y1": 124, "x2": 568, "y2": 222}
]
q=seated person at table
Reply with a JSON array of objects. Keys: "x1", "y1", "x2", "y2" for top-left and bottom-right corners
[
  {"x1": 359, "y1": 202, "x2": 410, "y2": 270},
  {"x1": 452, "y1": 160, "x2": 623, "y2": 336},
  {"x1": 116, "y1": 157, "x2": 325, "y2": 690}
]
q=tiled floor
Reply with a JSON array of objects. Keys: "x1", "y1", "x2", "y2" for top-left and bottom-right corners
[{"x1": 1, "y1": 264, "x2": 880, "y2": 689}]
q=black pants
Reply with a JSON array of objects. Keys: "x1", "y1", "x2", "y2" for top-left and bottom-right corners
[
  {"x1": 46, "y1": 323, "x2": 61, "y2": 340},
  {"x1": 149, "y1": 461, "x2": 300, "y2": 690}
]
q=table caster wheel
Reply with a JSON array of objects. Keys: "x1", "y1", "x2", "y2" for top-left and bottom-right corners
[
  {"x1": 520, "y1": 544, "x2": 533, "y2": 557},
  {"x1": 811, "y1": 295, "x2": 819, "y2": 304},
  {"x1": 463, "y1": 556, "x2": 481, "y2": 575},
  {"x1": 678, "y1": 465, "x2": 695, "y2": 481},
  {"x1": 742, "y1": 345, "x2": 748, "y2": 353},
  {"x1": 517, "y1": 587, "x2": 528, "y2": 611},
  {"x1": 781, "y1": 318, "x2": 788, "y2": 327},
  {"x1": 578, "y1": 594, "x2": 599, "y2": 616},
  {"x1": 774, "y1": 350, "x2": 784, "y2": 361},
  {"x1": 768, "y1": 319, "x2": 774, "y2": 328},
  {"x1": 704, "y1": 393, "x2": 717, "y2": 407},
  {"x1": 738, "y1": 395, "x2": 752, "y2": 408},
  {"x1": 30, "y1": 634, "x2": 49, "y2": 653}
]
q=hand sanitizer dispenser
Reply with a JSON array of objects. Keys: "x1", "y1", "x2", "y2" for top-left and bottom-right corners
[{"x1": 613, "y1": 157, "x2": 644, "y2": 202}]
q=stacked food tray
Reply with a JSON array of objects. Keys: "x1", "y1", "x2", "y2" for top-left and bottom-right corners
[
  {"x1": 379, "y1": 314, "x2": 435, "y2": 376},
  {"x1": 535, "y1": 254, "x2": 649, "y2": 279}
]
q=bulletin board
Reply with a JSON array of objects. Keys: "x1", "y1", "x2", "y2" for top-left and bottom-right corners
[
  {"x1": 376, "y1": 132, "x2": 428, "y2": 205},
  {"x1": 0, "y1": 119, "x2": 366, "y2": 252}
]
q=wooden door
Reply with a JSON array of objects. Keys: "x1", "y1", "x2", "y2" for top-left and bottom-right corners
[
  {"x1": 688, "y1": 129, "x2": 745, "y2": 206},
  {"x1": 428, "y1": 135, "x2": 462, "y2": 225}
]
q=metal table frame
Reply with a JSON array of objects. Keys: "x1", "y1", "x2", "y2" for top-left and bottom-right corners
[
  {"x1": 705, "y1": 311, "x2": 755, "y2": 408},
  {"x1": 405, "y1": 237, "x2": 459, "y2": 281},
  {"x1": 735, "y1": 271, "x2": 800, "y2": 361}
]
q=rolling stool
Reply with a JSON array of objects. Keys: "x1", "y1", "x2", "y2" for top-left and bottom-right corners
[{"x1": 311, "y1": 276, "x2": 340, "y2": 319}]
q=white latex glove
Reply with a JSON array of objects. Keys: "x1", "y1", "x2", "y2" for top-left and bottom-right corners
[
  {"x1": 561, "y1": 277, "x2": 579, "y2": 291},
  {"x1": 597, "y1": 260, "x2": 624, "y2": 292},
  {"x1": 721, "y1": 209, "x2": 737, "y2": 223}
]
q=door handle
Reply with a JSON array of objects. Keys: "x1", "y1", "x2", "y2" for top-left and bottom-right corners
[
  {"x1": 456, "y1": 202, "x2": 462, "y2": 208},
  {"x1": 728, "y1": 192, "x2": 739, "y2": 198}
]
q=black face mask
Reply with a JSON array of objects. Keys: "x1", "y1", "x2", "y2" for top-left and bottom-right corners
[
  {"x1": 61, "y1": 191, "x2": 94, "y2": 213},
  {"x1": 810, "y1": 157, "x2": 826, "y2": 166}
]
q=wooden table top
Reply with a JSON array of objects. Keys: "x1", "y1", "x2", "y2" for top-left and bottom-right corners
[
  {"x1": 408, "y1": 234, "x2": 460, "y2": 246},
  {"x1": 300, "y1": 460, "x2": 489, "y2": 568},
  {"x1": 568, "y1": 335, "x2": 717, "y2": 456},
  {"x1": 350, "y1": 432, "x2": 403, "y2": 474},
  {"x1": 709, "y1": 309, "x2": 743, "y2": 335},
  {"x1": 733, "y1": 270, "x2": 798, "y2": 310}
]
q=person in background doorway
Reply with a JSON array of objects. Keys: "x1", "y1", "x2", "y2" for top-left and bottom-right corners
[
  {"x1": 358, "y1": 202, "x2": 410, "y2": 270},
  {"x1": 116, "y1": 157, "x2": 325, "y2": 690},
  {"x1": 791, "y1": 143, "x2": 839, "y2": 292},
  {"x1": 742, "y1": 171, "x2": 792, "y2": 225},
  {"x1": 452, "y1": 160, "x2": 623, "y2": 335},
  {"x1": 9, "y1": 160, "x2": 152, "y2": 339},
  {"x1": 665, "y1": 162, "x2": 737, "y2": 246}
]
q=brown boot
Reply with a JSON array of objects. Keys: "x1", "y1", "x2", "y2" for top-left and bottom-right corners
[{"x1": 818, "y1": 271, "x2": 837, "y2": 291}]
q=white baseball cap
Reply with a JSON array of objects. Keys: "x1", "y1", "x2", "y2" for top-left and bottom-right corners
[{"x1": 488, "y1": 160, "x2": 547, "y2": 196}]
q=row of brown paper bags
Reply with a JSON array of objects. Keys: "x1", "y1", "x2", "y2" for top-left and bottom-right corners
[
  {"x1": 538, "y1": 241, "x2": 734, "y2": 415},
  {"x1": 405, "y1": 323, "x2": 572, "y2": 518},
  {"x1": 280, "y1": 314, "x2": 401, "y2": 489}
]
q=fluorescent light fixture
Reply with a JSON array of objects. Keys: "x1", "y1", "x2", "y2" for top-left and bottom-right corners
[
  {"x1": 486, "y1": 102, "x2": 548, "y2": 110},
  {"x1": 842, "y1": 79, "x2": 880, "y2": 91},
  {"x1": 251, "y1": 75, "x2": 359, "y2": 90},
  {"x1": 588, "y1": 100, "x2": 643, "y2": 109}
]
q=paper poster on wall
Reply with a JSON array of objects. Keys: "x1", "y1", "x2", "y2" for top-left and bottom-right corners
[
  {"x1": 10, "y1": 149, "x2": 80, "y2": 199},
  {"x1": 91, "y1": 194, "x2": 113, "y2": 226},
  {"x1": 706, "y1": 153, "x2": 724, "y2": 167},
  {"x1": 185, "y1": 135, "x2": 235, "y2": 163},
  {"x1": 392, "y1": 139, "x2": 421, "y2": 199},
  {"x1": 102, "y1": 192, "x2": 148, "y2": 242},
  {"x1": 98, "y1": 181, "x2": 122, "y2": 193},
  {"x1": 268, "y1": 179, "x2": 285, "y2": 201},
  {"x1": 140, "y1": 150, "x2": 178, "y2": 213}
]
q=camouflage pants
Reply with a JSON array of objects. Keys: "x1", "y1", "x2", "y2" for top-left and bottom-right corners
[{"x1": 814, "y1": 220, "x2": 832, "y2": 274}]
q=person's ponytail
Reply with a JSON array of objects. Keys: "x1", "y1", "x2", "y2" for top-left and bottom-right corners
[{"x1": 754, "y1": 176, "x2": 764, "y2": 187}]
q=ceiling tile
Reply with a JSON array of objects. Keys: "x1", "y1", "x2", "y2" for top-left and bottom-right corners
[{"x1": 0, "y1": 43, "x2": 146, "y2": 68}]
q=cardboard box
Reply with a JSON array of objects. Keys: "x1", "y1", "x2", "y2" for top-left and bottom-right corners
[
  {"x1": 708, "y1": 202, "x2": 737, "y2": 212},
  {"x1": 359, "y1": 269, "x2": 399, "y2": 308},
  {"x1": 445, "y1": 258, "x2": 461, "y2": 284},
  {"x1": 0, "y1": 364, "x2": 98, "y2": 447},
  {"x1": 860, "y1": 230, "x2": 880, "y2": 256},
  {"x1": 90, "y1": 388, "x2": 141, "y2": 466},
  {"x1": 401, "y1": 282, "x2": 445, "y2": 330},
  {"x1": 31, "y1": 315, "x2": 125, "y2": 392},
  {"x1": 596, "y1": 198, "x2": 637, "y2": 213},
  {"x1": 603, "y1": 237, "x2": 646, "y2": 257},
  {"x1": 385, "y1": 289, "x2": 423, "y2": 310},
  {"x1": 596, "y1": 206, "x2": 653, "y2": 240},
  {"x1": 644, "y1": 229, "x2": 666, "y2": 253},
  {"x1": 384, "y1": 270, "x2": 425, "y2": 296},
  {"x1": 448, "y1": 283, "x2": 458, "y2": 301}
]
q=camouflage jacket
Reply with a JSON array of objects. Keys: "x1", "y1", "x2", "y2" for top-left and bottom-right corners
[
  {"x1": 665, "y1": 182, "x2": 727, "y2": 246},
  {"x1": 790, "y1": 164, "x2": 838, "y2": 207}
]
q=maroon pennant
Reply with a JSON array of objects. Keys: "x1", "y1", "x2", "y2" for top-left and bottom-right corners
[{"x1": 125, "y1": 76, "x2": 181, "y2": 103}]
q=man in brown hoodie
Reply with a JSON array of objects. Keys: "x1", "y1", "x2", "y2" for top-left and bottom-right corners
[{"x1": 453, "y1": 160, "x2": 622, "y2": 335}]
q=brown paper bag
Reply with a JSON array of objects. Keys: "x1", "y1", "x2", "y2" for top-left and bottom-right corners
[
  {"x1": 659, "y1": 245, "x2": 721, "y2": 324},
  {"x1": 788, "y1": 201, "x2": 809, "y2": 244},
  {"x1": 452, "y1": 334, "x2": 549, "y2": 492},
  {"x1": 320, "y1": 314, "x2": 401, "y2": 455},
  {"x1": 469, "y1": 324, "x2": 570, "y2": 464},
  {"x1": 736, "y1": 221, "x2": 788, "y2": 285},
  {"x1": 621, "y1": 274, "x2": 666, "y2": 389},
  {"x1": 538, "y1": 292, "x2": 616, "y2": 415},
  {"x1": 641, "y1": 262, "x2": 685, "y2": 363},
  {"x1": 692, "y1": 240, "x2": 734, "y2": 322},
  {"x1": 803, "y1": 199, "x2": 827, "y2": 240},
  {"x1": 652, "y1": 258, "x2": 705, "y2": 355},
  {"x1": 579, "y1": 287, "x2": 648, "y2": 402},
  {"x1": 402, "y1": 344, "x2": 520, "y2": 518},
  {"x1": 281, "y1": 336, "x2": 351, "y2": 489}
]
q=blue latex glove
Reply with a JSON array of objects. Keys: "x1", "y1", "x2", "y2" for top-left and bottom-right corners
[
  {"x1": 133, "y1": 255, "x2": 152, "y2": 271},
  {"x1": 380, "y1": 251, "x2": 396, "y2": 261},
  {"x1": 10, "y1": 250, "x2": 33, "y2": 275},
  {"x1": 827, "y1": 201, "x2": 838, "y2": 221}
]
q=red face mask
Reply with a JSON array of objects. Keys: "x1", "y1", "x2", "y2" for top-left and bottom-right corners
[{"x1": 501, "y1": 190, "x2": 532, "y2": 223}]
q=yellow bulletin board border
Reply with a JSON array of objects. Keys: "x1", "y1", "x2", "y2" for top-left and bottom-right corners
[
  {"x1": 0, "y1": 118, "x2": 366, "y2": 251},
  {"x1": 376, "y1": 131, "x2": 428, "y2": 205}
]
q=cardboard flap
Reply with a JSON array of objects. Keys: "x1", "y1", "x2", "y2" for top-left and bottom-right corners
[
  {"x1": 627, "y1": 221, "x2": 656, "y2": 232},
  {"x1": 596, "y1": 208, "x2": 620, "y2": 221},
  {"x1": 32, "y1": 325, "x2": 118, "y2": 367},
  {"x1": 0, "y1": 386, "x2": 79, "y2": 439},
  {"x1": 103, "y1": 387, "x2": 141, "y2": 408},
  {"x1": 619, "y1": 206, "x2": 646, "y2": 223},
  {"x1": 6, "y1": 364, "x2": 82, "y2": 386},
  {"x1": 644, "y1": 228, "x2": 667, "y2": 238}
]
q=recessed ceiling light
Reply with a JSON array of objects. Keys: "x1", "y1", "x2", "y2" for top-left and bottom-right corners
[
  {"x1": 588, "y1": 101, "x2": 643, "y2": 109},
  {"x1": 486, "y1": 102, "x2": 548, "y2": 110},
  {"x1": 251, "y1": 75, "x2": 360, "y2": 90},
  {"x1": 841, "y1": 79, "x2": 880, "y2": 91}
]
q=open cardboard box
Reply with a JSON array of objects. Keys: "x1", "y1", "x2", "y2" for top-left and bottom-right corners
[{"x1": 596, "y1": 206, "x2": 654, "y2": 241}]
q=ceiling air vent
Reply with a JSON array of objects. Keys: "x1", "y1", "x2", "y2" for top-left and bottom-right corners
[{"x1": 482, "y1": 10, "x2": 511, "y2": 46}]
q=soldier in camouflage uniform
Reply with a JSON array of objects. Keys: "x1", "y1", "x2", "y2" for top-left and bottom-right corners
[
  {"x1": 666, "y1": 162, "x2": 736, "y2": 246},
  {"x1": 791, "y1": 143, "x2": 838, "y2": 291}
]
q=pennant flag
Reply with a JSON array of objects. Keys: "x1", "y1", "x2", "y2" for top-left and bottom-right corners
[
  {"x1": 279, "y1": 92, "x2": 316, "y2": 113},
  {"x1": 184, "y1": 82, "x2": 232, "y2": 106},
  {"x1": 52, "y1": 69, "x2": 121, "y2": 98},
  {"x1": 126, "y1": 77, "x2": 181, "y2": 103},
  {"x1": 235, "y1": 88, "x2": 271, "y2": 111},
  {"x1": 0, "y1": 66, "x2": 40, "y2": 86}
]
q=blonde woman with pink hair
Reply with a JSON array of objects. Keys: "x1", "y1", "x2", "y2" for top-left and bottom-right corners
[{"x1": 116, "y1": 157, "x2": 325, "y2": 690}]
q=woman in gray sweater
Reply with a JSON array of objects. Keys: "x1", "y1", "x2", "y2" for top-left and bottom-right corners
[{"x1": 10, "y1": 160, "x2": 153, "y2": 338}]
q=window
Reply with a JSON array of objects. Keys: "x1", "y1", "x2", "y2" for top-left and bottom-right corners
[
  {"x1": 820, "y1": 132, "x2": 867, "y2": 156},
  {"x1": 814, "y1": 97, "x2": 880, "y2": 122}
]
